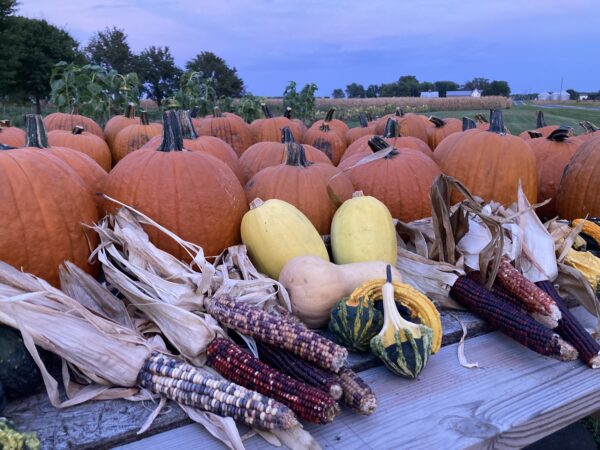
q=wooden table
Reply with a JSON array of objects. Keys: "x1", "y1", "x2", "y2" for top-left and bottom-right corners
[{"x1": 5, "y1": 308, "x2": 600, "y2": 449}]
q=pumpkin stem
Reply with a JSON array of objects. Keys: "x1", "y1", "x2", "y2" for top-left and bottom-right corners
[
  {"x1": 395, "y1": 107, "x2": 404, "y2": 117},
  {"x1": 536, "y1": 110, "x2": 547, "y2": 128},
  {"x1": 474, "y1": 113, "x2": 488, "y2": 124},
  {"x1": 284, "y1": 142, "x2": 311, "y2": 168},
  {"x1": 0, "y1": 120, "x2": 11, "y2": 127},
  {"x1": 213, "y1": 106, "x2": 222, "y2": 118},
  {"x1": 280, "y1": 126, "x2": 295, "y2": 144},
  {"x1": 0, "y1": 143, "x2": 16, "y2": 151},
  {"x1": 547, "y1": 127, "x2": 573, "y2": 142},
  {"x1": 429, "y1": 116, "x2": 446, "y2": 128},
  {"x1": 70, "y1": 105, "x2": 80, "y2": 115},
  {"x1": 366, "y1": 112, "x2": 373, "y2": 122},
  {"x1": 261, "y1": 103, "x2": 273, "y2": 119},
  {"x1": 249, "y1": 198, "x2": 264, "y2": 210},
  {"x1": 140, "y1": 111, "x2": 150, "y2": 126},
  {"x1": 462, "y1": 117, "x2": 477, "y2": 131},
  {"x1": 190, "y1": 106, "x2": 201, "y2": 118},
  {"x1": 72, "y1": 126, "x2": 85, "y2": 135},
  {"x1": 24, "y1": 114, "x2": 49, "y2": 148},
  {"x1": 358, "y1": 113, "x2": 369, "y2": 128},
  {"x1": 527, "y1": 130, "x2": 543, "y2": 139},
  {"x1": 383, "y1": 118, "x2": 400, "y2": 138},
  {"x1": 585, "y1": 120, "x2": 599, "y2": 132},
  {"x1": 178, "y1": 110, "x2": 199, "y2": 140},
  {"x1": 368, "y1": 136, "x2": 397, "y2": 158},
  {"x1": 352, "y1": 191, "x2": 365, "y2": 198},
  {"x1": 487, "y1": 110, "x2": 506, "y2": 135},
  {"x1": 284, "y1": 107, "x2": 292, "y2": 119},
  {"x1": 325, "y1": 108, "x2": 335, "y2": 122},
  {"x1": 157, "y1": 111, "x2": 184, "y2": 152},
  {"x1": 124, "y1": 102, "x2": 136, "y2": 119}
]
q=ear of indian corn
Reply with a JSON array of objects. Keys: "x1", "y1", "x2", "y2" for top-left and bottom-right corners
[
  {"x1": 536, "y1": 280, "x2": 600, "y2": 369},
  {"x1": 450, "y1": 276, "x2": 578, "y2": 361},
  {"x1": 572, "y1": 219, "x2": 600, "y2": 248},
  {"x1": 256, "y1": 341, "x2": 343, "y2": 400},
  {"x1": 338, "y1": 366, "x2": 377, "y2": 415},
  {"x1": 206, "y1": 296, "x2": 348, "y2": 372},
  {"x1": 494, "y1": 258, "x2": 562, "y2": 329},
  {"x1": 207, "y1": 339, "x2": 340, "y2": 424},
  {"x1": 137, "y1": 352, "x2": 298, "y2": 430}
]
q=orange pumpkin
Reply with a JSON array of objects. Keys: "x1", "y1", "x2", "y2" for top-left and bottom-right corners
[
  {"x1": 44, "y1": 110, "x2": 104, "y2": 138},
  {"x1": 284, "y1": 107, "x2": 308, "y2": 138},
  {"x1": 528, "y1": 127, "x2": 582, "y2": 218},
  {"x1": 302, "y1": 110, "x2": 347, "y2": 165},
  {"x1": 240, "y1": 127, "x2": 332, "y2": 181},
  {"x1": 432, "y1": 117, "x2": 481, "y2": 164},
  {"x1": 0, "y1": 135, "x2": 98, "y2": 287},
  {"x1": 0, "y1": 121, "x2": 25, "y2": 147},
  {"x1": 48, "y1": 126, "x2": 112, "y2": 172},
  {"x1": 436, "y1": 110, "x2": 537, "y2": 205},
  {"x1": 111, "y1": 111, "x2": 163, "y2": 163},
  {"x1": 556, "y1": 135, "x2": 600, "y2": 219},
  {"x1": 104, "y1": 102, "x2": 139, "y2": 149},
  {"x1": 245, "y1": 141, "x2": 353, "y2": 234},
  {"x1": 344, "y1": 136, "x2": 442, "y2": 222},
  {"x1": 310, "y1": 108, "x2": 349, "y2": 136},
  {"x1": 141, "y1": 110, "x2": 245, "y2": 184},
  {"x1": 345, "y1": 113, "x2": 377, "y2": 145},
  {"x1": 426, "y1": 116, "x2": 462, "y2": 149},
  {"x1": 196, "y1": 107, "x2": 254, "y2": 156},
  {"x1": 519, "y1": 111, "x2": 560, "y2": 141},
  {"x1": 374, "y1": 109, "x2": 429, "y2": 144},
  {"x1": 104, "y1": 111, "x2": 248, "y2": 260},
  {"x1": 250, "y1": 104, "x2": 303, "y2": 142}
]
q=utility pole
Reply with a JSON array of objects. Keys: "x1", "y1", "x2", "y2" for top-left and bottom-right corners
[{"x1": 559, "y1": 77, "x2": 564, "y2": 95}]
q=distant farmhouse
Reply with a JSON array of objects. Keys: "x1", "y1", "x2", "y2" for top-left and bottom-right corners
[
  {"x1": 537, "y1": 91, "x2": 569, "y2": 101},
  {"x1": 420, "y1": 91, "x2": 439, "y2": 98},
  {"x1": 421, "y1": 89, "x2": 481, "y2": 98}
]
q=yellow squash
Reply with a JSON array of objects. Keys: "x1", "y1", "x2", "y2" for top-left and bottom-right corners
[
  {"x1": 241, "y1": 198, "x2": 329, "y2": 279},
  {"x1": 331, "y1": 191, "x2": 397, "y2": 265}
]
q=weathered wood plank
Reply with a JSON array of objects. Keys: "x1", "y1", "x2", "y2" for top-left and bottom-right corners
[
  {"x1": 116, "y1": 308, "x2": 600, "y2": 450},
  {"x1": 3, "y1": 310, "x2": 485, "y2": 449}
]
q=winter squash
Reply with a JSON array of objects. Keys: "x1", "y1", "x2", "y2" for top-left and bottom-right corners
[
  {"x1": 0, "y1": 121, "x2": 25, "y2": 147},
  {"x1": 374, "y1": 109, "x2": 429, "y2": 144},
  {"x1": 141, "y1": 110, "x2": 245, "y2": 184},
  {"x1": 196, "y1": 107, "x2": 254, "y2": 156},
  {"x1": 556, "y1": 135, "x2": 600, "y2": 219},
  {"x1": 241, "y1": 199, "x2": 329, "y2": 280},
  {"x1": 279, "y1": 255, "x2": 402, "y2": 328},
  {"x1": 240, "y1": 127, "x2": 332, "y2": 181},
  {"x1": 104, "y1": 111, "x2": 247, "y2": 260},
  {"x1": 426, "y1": 116, "x2": 462, "y2": 149},
  {"x1": 111, "y1": 111, "x2": 162, "y2": 163},
  {"x1": 344, "y1": 136, "x2": 441, "y2": 222},
  {"x1": 345, "y1": 113, "x2": 376, "y2": 145},
  {"x1": 23, "y1": 115, "x2": 107, "y2": 207},
  {"x1": 436, "y1": 110, "x2": 537, "y2": 205},
  {"x1": 0, "y1": 131, "x2": 98, "y2": 286},
  {"x1": 302, "y1": 109, "x2": 347, "y2": 165},
  {"x1": 310, "y1": 108, "x2": 349, "y2": 136},
  {"x1": 245, "y1": 140, "x2": 353, "y2": 234},
  {"x1": 250, "y1": 103, "x2": 303, "y2": 142},
  {"x1": 104, "y1": 102, "x2": 139, "y2": 149},
  {"x1": 338, "y1": 118, "x2": 432, "y2": 170},
  {"x1": 519, "y1": 111, "x2": 560, "y2": 140},
  {"x1": 528, "y1": 127, "x2": 582, "y2": 218},
  {"x1": 44, "y1": 109, "x2": 104, "y2": 138},
  {"x1": 48, "y1": 126, "x2": 112, "y2": 172}
]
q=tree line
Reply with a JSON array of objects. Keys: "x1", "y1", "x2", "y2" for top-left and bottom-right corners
[{"x1": 332, "y1": 77, "x2": 511, "y2": 99}]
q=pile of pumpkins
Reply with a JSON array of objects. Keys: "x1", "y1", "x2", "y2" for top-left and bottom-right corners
[{"x1": 0, "y1": 103, "x2": 599, "y2": 328}]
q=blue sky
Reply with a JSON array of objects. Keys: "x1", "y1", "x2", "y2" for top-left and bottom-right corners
[{"x1": 19, "y1": 0, "x2": 600, "y2": 96}]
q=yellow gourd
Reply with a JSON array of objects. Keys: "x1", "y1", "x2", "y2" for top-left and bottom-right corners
[
  {"x1": 331, "y1": 191, "x2": 397, "y2": 265},
  {"x1": 279, "y1": 255, "x2": 403, "y2": 328},
  {"x1": 241, "y1": 198, "x2": 329, "y2": 279}
]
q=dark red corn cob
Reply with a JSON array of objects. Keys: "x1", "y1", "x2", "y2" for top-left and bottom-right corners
[
  {"x1": 206, "y1": 296, "x2": 348, "y2": 372},
  {"x1": 450, "y1": 276, "x2": 578, "y2": 361},
  {"x1": 256, "y1": 341, "x2": 343, "y2": 400},
  {"x1": 494, "y1": 258, "x2": 562, "y2": 328},
  {"x1": 536, "y1": 280, "x2": 600, "y2": 369},
  {"x1": 338, "y1": 366, "x2": 377, "y2": 415},
  {"x1": 207, "y1": 338, "x2": 340, "y2": 424}
]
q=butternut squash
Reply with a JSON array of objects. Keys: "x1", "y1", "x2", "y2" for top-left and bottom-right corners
[
  {"x1": 241, "y1": 198, "x2": 329, "y2": 279},
  {"x1": 279, "y1": 255, "x2": 402, "y2": 328},
  {"x1": 331, "y1": 191, "x2": 397, "y2": 265}
]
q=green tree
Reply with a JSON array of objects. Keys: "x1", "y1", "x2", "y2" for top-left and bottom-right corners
[
  {"x1": 464, "y1": 77, "x2": 490, "y2": 91},
  {"x1": 434, "y1": 81, "x2": 459, "y2": 97},
  {"x1": 282, "y1": 81, "x2": 317, "y2": 122},
  {"x1": 0, "y1": 16, "x2": 80, "y2": 111},
  {"x1": 84, "y1": 27, "x2": 135, "y2": 74},
  {"x1": 566, "y1": 89, "x2": 579, "y2": 100},
  {"x1": 345, "y1": 83, "x2": 365, "y2": 98},
  {"x1": 418, "y1": 81, "x2": 435, "y2": 93},
  {"x1": 380, "y1": 82, "x2": 400, "y2": 97},
  {"x1": 185, "y1": 51, "x2": 244, "y2": 97},
  {"x1": 366, "y1": 84, "x2": 380, "y2": 98},
  {"x1": 0, "y1": 0, "x2": 17, "y2": 22},
  {"x1": 137, "y1": 46, "x2": 182, "y2": 106},
  {"x1": 332, "y1": 88, "x2": 345, "y2": 99},
  {"x1": 482, "y1": 80, "x2": 510, "y2": 96},
  {"x1": 397, "y1": 75, "x2": 420, "y2": 96}
]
